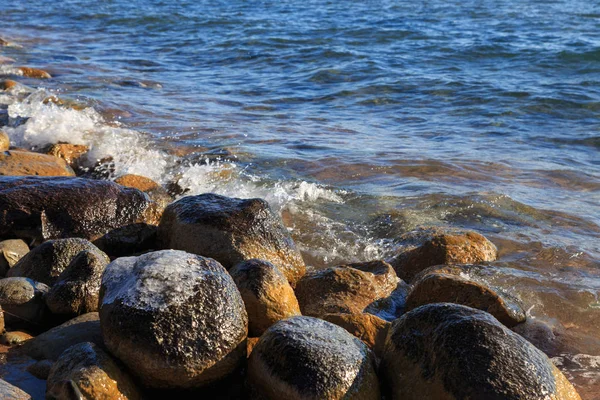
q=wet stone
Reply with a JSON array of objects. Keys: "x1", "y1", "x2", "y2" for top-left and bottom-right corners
[
  {"x1": 42, "y1": 143, "x2": 89, "y2": 167},
  {"x1": 381, "y1": 303, "x2": 581, "y2": 400},
  {"x1": 26, "y1": 359, "x2": 54, "y2": 380},
  {"x1": 0, "y1": 239, "x2": 29, "y2": 277},
  {"x1": 93, "y1": 223, "x2": 158, "y2": 258},
  {"x1": 0, "y1": 378, "x2": 31, "y2": 399},
  {"x1": 158, "y1": 193, "x2": 306, "y2": 286},
  {"x1": 322, "y1": 313, "x2": 390, "y2": 360},
  {"x1": 99, "y1": 250, "x2": 248, "y2": 389},
  {"x1": 0, "y1": 150, "x2": 75, "y2": 177},
  {"x1": 0, "y1": 131, "x2": 9, "y2": 151},
  {"x1": 0, "y1": 277, "x2": 49, "y2": 329},
  {"x1": 248, "y1": 316, "x2": 380, "y2": 400},
  {"x1": 0, "y1": 331, "x2": 33, "y2": 346}
]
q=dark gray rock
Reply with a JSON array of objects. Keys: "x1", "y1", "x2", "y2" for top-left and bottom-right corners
[
  {"x1": 22, "y1": 312, "x2": 103, "y2": 360},
  {"x1": 0, "y1": 176, "x2": 156, "y2": 246},
  {"x1": 99, "y1": 250, "x2": 248, "y2": 389},
  {"x1": 381, "y1": 303, "x2": 580, "y2": 400},
  {"x1": 93, "y1": 223, "x2": 157, "y2": 257},
  {"x1": 26, "y1": 359, "x2": 54, "y2": 380},
  {"x1": 45, "y1": 249, "x2": 109, "y2": 317},
  {"x1": 157, "y1": 194, "x2": 306, "y2": 286},
  {"x1": 248, "y1": 316, "x2": 380, "y2": 400},
  {"x1": 8, "y1": 238, "x2": 107, "y2": 286},
  {"x1": 0, "y1": 277, "x2": 49, "y2": 329},
  {"x1": 0, "y1": 239, "x2": 29, "y2": 277}
]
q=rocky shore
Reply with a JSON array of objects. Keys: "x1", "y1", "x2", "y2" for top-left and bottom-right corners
[{"x1": 0, "y1": 37, "x2": 584, "y2": 399}]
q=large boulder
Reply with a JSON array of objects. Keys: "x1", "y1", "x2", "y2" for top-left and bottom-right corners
[
  {"x1": 8, "y1": 238, "x2": 108, "y2": 287},
  {"x1": 0, "y1": 277, "x2": 49, "y2": 329},
  {"x1": 45, "y1": 249, "x2": 109, "y2": 317},
  {"x1": 381, "y1": 303, "x2": 580, "y2": 400},
  {"x1": 294, "y1": 260, "x2": 399, "y2": 317},
  {"x1": 157, "y1": 194, "x2": 306, "y2": 286},
  {"x1": 46, "y1": 342, "x2": 142, "y2": 400},
  {"x1": 248, "y1": 316, "x2": 380, "y2": 399},
  {"x1": 229, "y1": 259, "x2": 301, "y2": 336},
  {"x1": 0, "y1": 176, "x2": 157, "y2": 245},
  {"x1": 99, "y1": 250, "x2": 248, "y2": 389},
  {"x1": 388, "y1": 227, "x2": 497, "y2": 282},
  {"x1": 93, "y1": 223, "x2": 158, "y2": 257},
  {"x1": 22, "y1": 312, "x2": 103, "y2": 360},
  {"x1": 0, "y1": 150, "x2": 74, "y2": 177},
  {"x1": 405, "y1": 264, "x2": 526, "y2": 327},
  {"x1": 115, "y1": 174, "x2": 173, "y2": 224},
  {"x1": 0, "y1": 239, "x2": 29, "y2": 277}
]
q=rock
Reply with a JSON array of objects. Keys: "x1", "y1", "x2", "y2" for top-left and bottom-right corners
[
  {"x1": 0, "y1": 150, "x2": 75, "y2": 177},
  {"x1": 26, "y1": 359, "x2": 54, "y2": 380},
  {"x1": 99, "y1": 250, "x2": 248, "y2": 389},
  {"x1": 229, "y1": 259, "x2": 301, "y2": 336},
  {"x1": 0, "y1": 378, "x2": 31, "y2": 399},
  {"x1": 294, "y1": 260, "x2": 399, "y2": 317},
  {"x1": 115, "y1": 174, "x2": 172, "y2": 224},
  {"x1": 93, "y1": 223, "x2": 157, "y2": 257},
  {"x1": 248, "y1": 316, "x2": 380, "y2": 399},
  {"x1": 42, "y1": 143, "x2": 89, "y2": 167},
  {"x1": 8, "y1": 238, "x2": 107, "y2": 287},
  {"x1": 0, "y1": 131, "x2": 9, "y2": 151},
  {"x1": 364, "y1": 281, "x2": 411, "y2": 321},
  {"x1": 0, "y1": 277, "x2": 49, "y2": 329},
  {"x1": 46, "y1": 342, "x2": 142, "y2": 400},
  {"x1": 0, "y1": 80, "x2": 19, "y2": 91},
  {"x1": 45, "y1": 249, "x2": 109, "y2": 317},
  {"x1": 405, "y1": 264, "x2": 526, "y2": 327},
  {"x1": 322, "y1": 313, "x2": 390, "y2": 359},
  {"x1": 247, "y1": 337, "x2": 259, "y2": 358},
  {"x1": 0, "y1": 56, "x2": 16, "y2": 64},
  {"x1": 0, "y1": 239, "x2": 29, "y2": 277},
  {"x1": 381, "y1": 303, "x2": 581, "y2": 400},
  {"x1": 388, "y1": 227, "x2": 498, "y2": 282},
  {"x1": 158, "y1": 193, "x2": 306, "y2": 286},
  {"x1": 0, "y1": 306, "x2": 4, "y2": 332},
  {"x1": 0, "y1": 176, "x2": 156, "y2": 245},
  {"x1": 22, "y1": 312, "x2": 103, "y2": 360},
  {"x1": 17, "y1": 67, "x2": 51, "y2": 79},
  {"x1": 0, "y1": 331, "x2": 33, "y2": 346}
]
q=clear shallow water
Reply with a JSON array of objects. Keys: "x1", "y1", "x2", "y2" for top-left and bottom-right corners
[{"x1": 1, "y1": 0, "x2": 600, "y2": 396}]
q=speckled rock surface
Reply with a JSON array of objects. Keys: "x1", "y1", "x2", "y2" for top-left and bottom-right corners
[
  {"x1": 406, "y1": 264, "x2": 526, "y2": 327},
  {"x1": 248, "y1": 316, "x2": 380, "y2": 399},
  {"x1": 157, "y1": 194, "x2": 306, "y2": 286},
  {"x1": 294, "y1": 260, "x2": 399, "y2": 317},
  {"x1": 23, "y1": 312, "x2": 103, "y2": 360},
  {"x1": 0, "y1": 277, "x2": 49, "y2": 329},
  {"x1": 0, "y1": 378, "x2": 31, "y2": 399},
  {"x1": 0, "y1": 150, "x2": 74, "y2": 177},
  {"x1": 381, "y1": 303, "x2": 580, "y2": 400},
  {"x1": 0, "y1": 176, "x2": 155, "y2": 245},
  {"x1": 46, "y1": 342, "x2": 142, "y2": 400},
  {"x1": 99, "y1": 250, "x2": 248, "y2": 389},
  {"x1": 229, "y1": 259, "x2": 301, "y2": 336},
  {"x1": 115, "y1": 174, "x2": 172, "y2": 224},
  {"x1": 45, "y1": 249, "x2": 110, "y2": 317},
  {"x1": 322, "y1": 313, "x2": 390, "y2": 359},
  {"x1": 8, "y1": 238, "x2": 107, "y2": 286},
  {"x1": 0, "y1": 239, "x2": 29, "y2": 277},
  {"x1": 387, "y1": 227, "x2": 497, "y2": 282}
]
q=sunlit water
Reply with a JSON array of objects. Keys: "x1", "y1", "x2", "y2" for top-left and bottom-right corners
[{"x1": 1, "y1": 0, "x2": 599, "y2": 397}]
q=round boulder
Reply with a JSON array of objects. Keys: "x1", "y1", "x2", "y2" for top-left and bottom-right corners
[
  {"x1": 294, "y1": 260, "x2": 399, "y2": 317},
  {"x1": 405, "y1": 264, "x2": 526, "y2": 327},
  {"x1": 99, "y1": 250, "x2": 248, "y2": 389},
  {"x1": 381, "y1": 303, "x2": 581, "y2": 400},
  {"x1": 0, "y1": 277, "x2": 49, "y2": 329},
  {"x1": 229, "y1": 259, "x2": 301, "y2": 336},
  {"x1": 388, "y1": 227, "x2": 497, "y2": 282},
  {"x1": 248, "y1": 316, "x2": 380, "y2": 399},
  {"x1": 46, "y1": 342, "x2": 142, "y2": 400},
  {"x1": 157, "y1": 194, "x2": 306, "y2": 286}
]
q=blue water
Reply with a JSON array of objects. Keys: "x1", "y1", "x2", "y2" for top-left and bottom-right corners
[{"x1": 1, "y1": 1, "x2": 600, "y2": 393}]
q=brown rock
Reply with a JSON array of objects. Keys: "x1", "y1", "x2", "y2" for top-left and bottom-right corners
[
  {"x1": 0, "y1": 150, "x2": 75, "y2": 177},
  {"x1": 43, "y1": 143, "x2": 89, "y2": 167},
  {"x1": 229, "y1": 259, "x2": 301, "y2": 336},
  {"x1": 0, "y1": 331, "x2": 33, "y2": 346},
  {"x1": 406, "y1": 264, "x2": 526, "y2": 327},
  {"x1": 17, "y1": 67, "x2": 51, "y2": 79},
  {"x1": 294, "y1": 260, "x2": 399, "y2": 317},
  {"x1": 0, "y1": 80, "x2": 19, "y2": 91},
  {"x1": 0, "y1": 378, "x2": 31, "y2": 399},
  {"x1": 247, "y1": 337, "x2": 259, "y2": 358},
  {"x1": 381, "y1": 303, "x2": 580, "y2": 400},
  {"x1": 46, "y1": 342, "x2": 142, "y2": 400},
  {"x1": 322, "y1": 313, "x2": 390, "y2": 359},
  {"x1": 388, "y1": 226, "x2": 498, "y2": 282},
  {"x1": 115, "y1": 174, "x2": 172, "y2": 224},
  {"x1": 115, "y1": 174, "x2": 159, "y2": 191},
  {"x1": 0, "y1": 176, "x2": 156, "y2": 245},
  {"x1": 158, "y1": 193, "x2": 306, "y2": 286},
  {"x1": 42, "y1": 96, "x2": 87, "y2": 111},
  {"x1": 0, "y1": 131, "x2": 9, "y2": 151},
  {"x1": 22, "y1": 312, "x2": 103, "y2": 360},
  {"x1": 0, "y1": 239, "x2": 29, "y2": 277}
]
